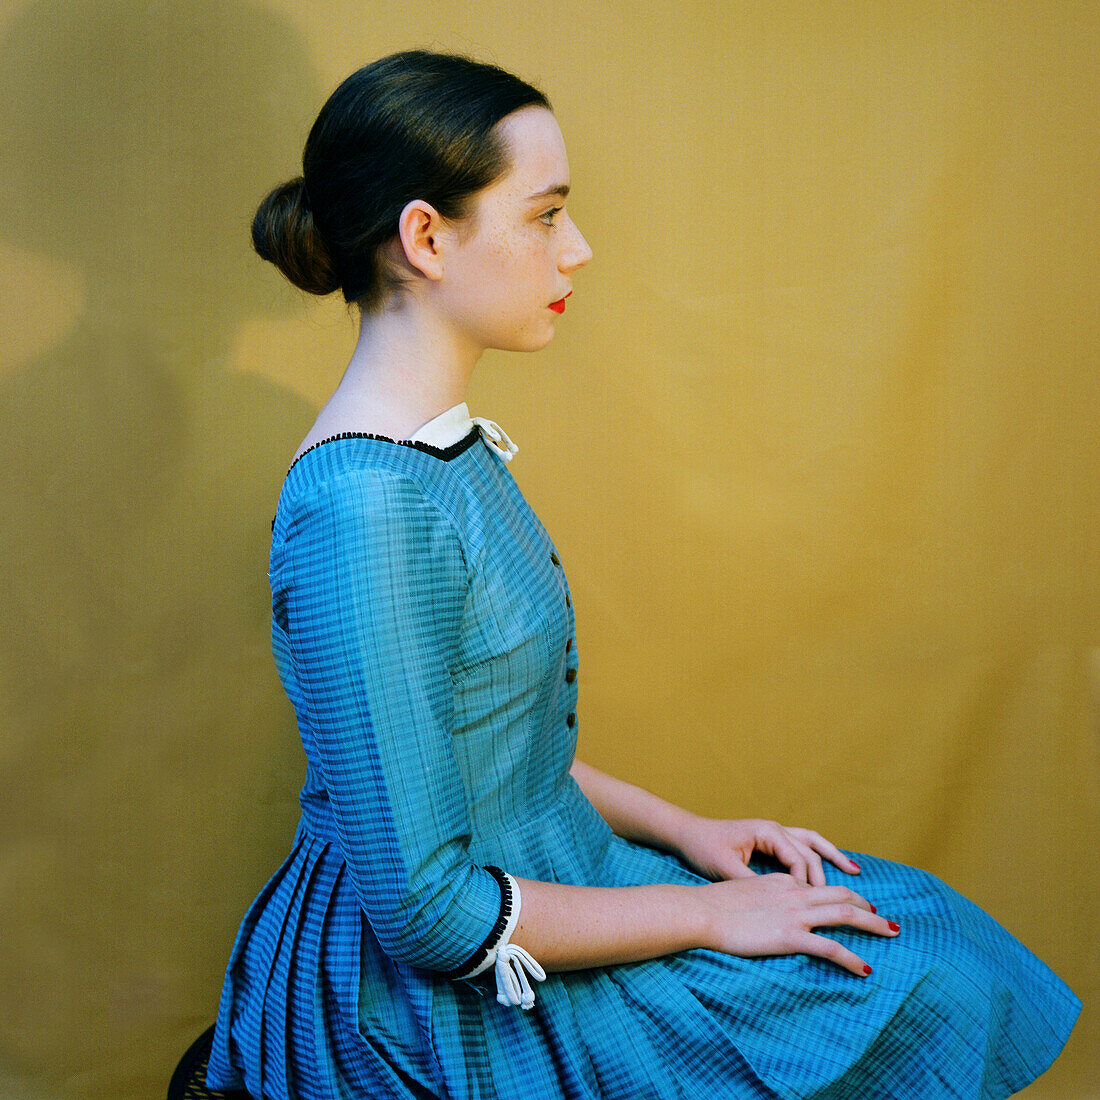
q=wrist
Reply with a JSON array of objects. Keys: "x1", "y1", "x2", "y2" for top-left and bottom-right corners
[
  {"x1": 664, "y1": 807, "x2": 706, "y2": 861},
  {"x1": 684, "y1": 883, "x2": 720, "y2": 952}
]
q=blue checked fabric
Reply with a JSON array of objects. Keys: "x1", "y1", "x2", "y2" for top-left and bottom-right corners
[{"x1": 207, "y1": 430, "x2": 1080, "y2": 1099}]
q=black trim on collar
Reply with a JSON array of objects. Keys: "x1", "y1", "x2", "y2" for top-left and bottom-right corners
[{"x1": 287, "y1": 426, "x2": 481, "y2": 474}]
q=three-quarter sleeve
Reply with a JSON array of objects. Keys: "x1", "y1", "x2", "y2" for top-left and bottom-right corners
[{"x1": 281, "y1": 467, "x2": 504, "y2": 974}]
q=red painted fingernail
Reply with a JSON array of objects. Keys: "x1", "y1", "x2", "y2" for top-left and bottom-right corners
[
  {"x1": 870, "y1": 904, "x2": 877, "y2": 914},
  {"x1": 850, "y1": 861, "x2": 861, "y2": 871},
  {"x1": 862, "y1": 964, "x2": 873, "y2": 975},
  {"x1": 888, "y1": 921, "x2": 900, "y2": 932}
]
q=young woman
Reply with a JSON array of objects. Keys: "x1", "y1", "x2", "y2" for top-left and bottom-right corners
[{"x1": 207, "y1": 50, "x2": 1079, "y2": 1099}]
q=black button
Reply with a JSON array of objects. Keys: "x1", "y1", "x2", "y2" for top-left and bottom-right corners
[
  {"x1": 566, "y1": 712, "x2": 576, "y2": 728},
  {"x1": 566, "y1": 638, "x2": 572, "y2": 652},
  {"x1": 565, "y1": 667, "x2": 577, "y2": 684},
  {"x1": 550, "y1": 552, "x2": 561, "y2": 567}
]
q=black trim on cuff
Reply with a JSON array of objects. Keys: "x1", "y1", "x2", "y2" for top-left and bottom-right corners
[{"x1": 439, "y1": 865, "x2": 514, "y2": 981}]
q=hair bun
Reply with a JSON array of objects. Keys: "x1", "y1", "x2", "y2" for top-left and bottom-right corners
[{"x1": 251, "y1": 177, "x2": 340, "y2": 297}]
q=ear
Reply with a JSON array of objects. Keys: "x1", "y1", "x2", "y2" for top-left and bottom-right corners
[{"x1": 396, "y1": 199, "x2": 446, "y2": 280}]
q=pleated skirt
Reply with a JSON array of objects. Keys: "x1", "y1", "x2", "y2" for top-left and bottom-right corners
[{"x1": 207, "y1": 812, "x2": 1079, "y2": 1099}]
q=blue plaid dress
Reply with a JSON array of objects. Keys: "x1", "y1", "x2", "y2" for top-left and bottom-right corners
[{"x1": 207, "y1": 426, "x2": 1079, "y2": 1099}]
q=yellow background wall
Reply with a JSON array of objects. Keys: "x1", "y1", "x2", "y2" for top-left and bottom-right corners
[{"x1": 0, "y1": 1, "x2": 1095, "y2": 1097}]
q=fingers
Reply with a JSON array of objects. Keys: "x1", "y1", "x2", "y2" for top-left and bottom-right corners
[
  {"x1": 769, "y1": 834, "x2": 809, "y2": 885},
  {"x1": 705, "y1": 876, "x2": 900, "y2": 977},
  {"x1": 787, "y1": 828, "x2": 861, "y2": 876},
  {"x1": 807, "y1": 901, "x2": 900, "y2": 939},
  {"x1": 801, "y1": 885, "x2": 876, "y2": 914},
  {"x1": 793, "y1": 931, "x2": 876, "y2": 978},
  {"x1": 753, "y1": 877, "x2": 881, "y2": 922},
  {"x1": 802, "y1": 846, "x2": 827, "y2": 888},
  {"x1": 795, "y1": 906, "x2": 901, "y2": 978},
  {"x1": 760, "y1": 825, "x2": 826, "y2": 886}
]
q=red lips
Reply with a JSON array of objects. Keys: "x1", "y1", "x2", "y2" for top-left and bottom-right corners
[{"x1": 548, "y1": 291, "x2": 572, "y2": 314}]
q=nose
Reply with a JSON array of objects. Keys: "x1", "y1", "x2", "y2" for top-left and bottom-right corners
[{"x1": 558, "y1": 213, "x2": 593, "y2": 273}]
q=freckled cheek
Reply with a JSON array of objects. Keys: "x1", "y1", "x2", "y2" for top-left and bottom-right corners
[
  {"x1": 484, "y1": 247, "x2": 533, "y2": 290},
  {"x1": 486, "y1": 237, "x2": 520, "y2": 264}
]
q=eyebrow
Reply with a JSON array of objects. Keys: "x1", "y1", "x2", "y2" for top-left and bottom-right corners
[{"x1": 526, "y1": 183, "x2": 570, "y2": 201}]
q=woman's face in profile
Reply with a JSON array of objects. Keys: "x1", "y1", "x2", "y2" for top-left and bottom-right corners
[{"x1": 433, "y1": 105, "x2": 593, "y2": 354}]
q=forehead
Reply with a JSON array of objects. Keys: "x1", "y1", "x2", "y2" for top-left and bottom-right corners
[{"x1": 487, "y1": 106, "x2": 569, "y2": 200}]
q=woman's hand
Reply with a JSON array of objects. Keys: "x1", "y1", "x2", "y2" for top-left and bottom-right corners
[
  {"x1": 698, "y1": 874, "x2": 899, "y2": 977},
  {"x1": 673, "y1": 815, "x2": 862, "y2": 887}
]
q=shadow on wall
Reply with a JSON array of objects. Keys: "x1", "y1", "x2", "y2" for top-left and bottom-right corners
[{"x1": 0, "y1": 2, "x2": 321, "y2": 1096}]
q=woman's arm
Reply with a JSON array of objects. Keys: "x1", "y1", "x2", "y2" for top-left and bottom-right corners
[
  {"x1": 512, "y1": 872, "x2": 897, "y2": 978},
  {"x1": 501, "y1": 762, "x2": 893, "y2": 978},
  {"x1": 568, "y1": 758, "x2": 697, "y2": 855},
  {"x1": 570, "y1": 759, "x2": 862, "y2": 887}
]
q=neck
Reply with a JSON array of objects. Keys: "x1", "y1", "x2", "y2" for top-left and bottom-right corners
[{"x1": 326, "y1": 296, "x2": 482, "y2": 439}]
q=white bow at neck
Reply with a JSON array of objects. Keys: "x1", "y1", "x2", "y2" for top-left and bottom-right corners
[{"x1": 411, "y1": 402, "x2": 519, "y2": 463}]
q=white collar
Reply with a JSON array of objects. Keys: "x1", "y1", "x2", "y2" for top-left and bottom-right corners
[{"x1": 411, "y1": 402, "x2": 518, "y2": 462}]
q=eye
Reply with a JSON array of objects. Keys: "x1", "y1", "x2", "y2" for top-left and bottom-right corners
[{"x1": 539, "y1": 206, "x2": 563, "y2": 227}]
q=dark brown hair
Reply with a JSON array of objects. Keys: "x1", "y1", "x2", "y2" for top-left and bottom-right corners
[{"x1": 251, "y1": 50, "x2": 551, "y2": 314}]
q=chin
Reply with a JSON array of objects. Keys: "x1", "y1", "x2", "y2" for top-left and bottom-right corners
[
  {"x1": 490, "y1": 334, "x2": 554, "y2": 354},
  {"x1": 528, "y1": 329, "x2": 556, "y2": 352}
]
